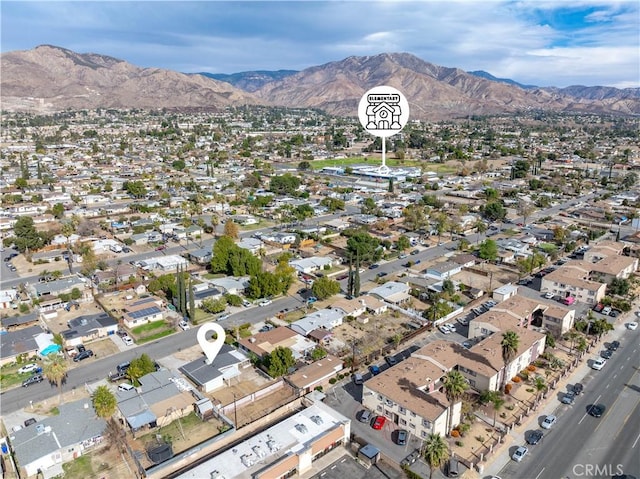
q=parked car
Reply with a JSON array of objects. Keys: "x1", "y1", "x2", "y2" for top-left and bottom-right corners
[
  {"x1": 372, "y1": 416, "x2": 386, "y2": 430},
  {"x1": 73, "y1": 350, "x2": 94, "y2": 362},
  {"x1": 376, "y1": 271, "x2": 388, "y2": 278},
  {"x1": 573, "y1": 383, "x2": 584, "y2": 395},
  {"x1": 561, "y1": 391, "x2": 576, "y2": 405},
  {"x1": 122, "y1": 335, "x2": 134, "y2": 346},
  {"x1": 178, "y1": 320, "x2": 190, "y2": 330},
  {"x1": 439, "y1": 324, "x2": 452, "y2": 334},
  {"x1": 608, "y1": 340, "x2": 620, "y2": 351},
  {"x1": 600, "y1": 347, "x2": 614, "y2": 359},
  {"x1": 118, "y1": 383, "x2": 135, "y2": 392},
  {"x1": 396, "y1": 429, "x2": 408, "y2": 445},
  {"x1": 218, "y1": 313, "x2": 231, "y2": 321},
  {"x1": 593, "y1": 303, "x2": 604, "y2": 313},
  {"x1": 526, "y1": 430, "x2": 543, "y2": 445},
  {"x1": 352, "y1": 373, "x2": 364, "y2": 385},
  {"x1": 306, "y1": 297, "x2": 318, "y2": 304},
  {"x1": 588, "y1": 404, "x2": 606, "y2": 418},
  {"x1": 401, "y1": 449, "x2": 420, "y2": 467},
  {"x1": 627, "y1": 322, "x2": 638, "y2": 330},
  {"x1": 368, "y1": 263, "x2": 380, "y2": 269},
  {"x1": 512, "y1": 445, "x2": 529, "y2": 462},
  {"x1": 22, "y1": 374, "x2": 44, "y2": 387},
  {"x1": 602, "y1": 306, "x2": 612, "y2": 316},
  {"x1": 155, "y1": 245, "x2": 166, "y2": 251},
  {"x1": 541, "y1": 415, "x2": 557, "y2": 429},
  {"x1": 543, "y1": 291, "x2": 555, "y2": 299},
  {"x1": 369, "y1": 365, "x2": 381, "y2": 376},
  {"x1": 410, "y1": 249, "x2": 419, "y2": 255},
  {"x1": 18, "y1": 363, "x2": 40, "y2": 375},
  {"x1": 591, "y1": 357, "x2": 606, "y2": 370},
  {"x1": 242, "y1": 299, "x2": 252, "y2": 307},
  {"x1": 385, "y1": 356, "x2": 398, "y2": 366},
  {"x1": 23, "y1": 418, "x2": 37, "y2": 427},
  {"x1": 258, "y1": 299, "x2": 272, "y2": 307},
  {"x1": 359, "y1": 410, "x2": 372, "y2": 423}
]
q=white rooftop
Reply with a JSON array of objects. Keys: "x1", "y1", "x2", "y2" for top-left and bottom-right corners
[{"x1": 176, "y1": 402, "x2": 349, "y2": 479}]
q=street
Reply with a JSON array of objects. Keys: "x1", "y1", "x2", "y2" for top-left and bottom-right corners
[{"x1": 496, "y1": 326, "x2": 640, "y2": 479}]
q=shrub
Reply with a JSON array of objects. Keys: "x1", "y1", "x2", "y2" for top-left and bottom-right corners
[
  {"x1": 527, "y1": 365, "x2": 536, "y2": 372},
  {"x1": 329, "y1": 378, "x2": 337, "y2": 385},
  {"x1": 455, "y1": 440, "x2": 464, "y2": 447},
  {"x1": 505, "y1": 384, "x2": 513, "y2": 395},
  {"x1": 451, "y1": 429, "x2": 460, "y2": 438},
  {"x1": 475, "y1": 435, "x2": 485, "y2": 443},
  {"x1": 512, "y1": 376, "x2": 521, "y2": 383}
]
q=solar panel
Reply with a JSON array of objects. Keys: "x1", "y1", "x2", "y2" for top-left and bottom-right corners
[{"x1": 128, "y1": 306, "x2": 161, "y2": 319}]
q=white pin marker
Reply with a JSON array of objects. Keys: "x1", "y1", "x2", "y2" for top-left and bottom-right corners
[{"x1": 197, "y1": 322, "x2": 226, "y2": 365}]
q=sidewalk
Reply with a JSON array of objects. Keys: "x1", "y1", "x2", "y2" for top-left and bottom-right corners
[{"x1": 469, "y1": 314, "x2": 632, "y2": 479}]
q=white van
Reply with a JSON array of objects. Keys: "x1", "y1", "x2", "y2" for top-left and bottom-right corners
[
  {"x1": 118, "y1": 383, "x2": 135, "y2": 392},
  {"x1": 353, "y1": 373, "x2": 364, "y2": 385}
]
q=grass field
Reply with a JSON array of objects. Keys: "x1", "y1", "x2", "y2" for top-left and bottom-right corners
[
  {"x1": 131, "y1": 320, "x2": 167, "y2": 335},
  {"x1": 308, "y1": 156, "x2": 458, "y2": 174}
]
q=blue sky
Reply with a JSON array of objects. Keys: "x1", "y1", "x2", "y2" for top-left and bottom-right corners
[{"x1": 1, "y1": 1, "x2": 638, "y2": 88}]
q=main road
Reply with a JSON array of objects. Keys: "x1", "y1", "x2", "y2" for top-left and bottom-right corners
[{"x1": 496, "y1": 326, "x2": 640, "y2": 479}]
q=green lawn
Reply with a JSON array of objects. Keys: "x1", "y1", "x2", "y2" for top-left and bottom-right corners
[
  {"x1": 60, "y1": 455, "x2": 93, "y2": 479},
  {"x1": 131, "y1": 320, "x2": 167, "y2": 335},
  {"x1": 137, "y1": 329, "x2": 174, "y2": 344}
]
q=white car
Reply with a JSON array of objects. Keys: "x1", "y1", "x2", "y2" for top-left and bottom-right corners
[
  {"x1": 178, "y1": 320, "x2": 190, "y2": 331},
  {"x1": 122, "y1": 335, "x2": 134, "y2": 346},
  {"x1": 627, "y1": 322, "x2": 638, "y2": 331},
  {"x1": 544, "y1": 291, "x2": 555, "y2": 299},
  {"x1": 541, "y1": 414, "x2": 557, "y2": 429},
  {"x1": 258, "y1": 299, "x2": 272, "y2": 307},
  {"x1": 17, "y1": 363, "x2": 39, "y2": 374},
  {"x1": 602, "y1": 306, "x2": 612, "y2": 316},
  {"x1": 438, "y1": 324, "x2": 451, "y2": 334},
  {"x1": 118, "y1": 383, "x2": 135, "y2": 392},
  {"x1": 591, "y1": 357, "x2": 606, "y2": 370},
  {"x1": 512, "y1": 446, "x2": 528, "y2": 462},
  {"x1": 447, "y1": 323, "x2": 457, "y2": 333}
]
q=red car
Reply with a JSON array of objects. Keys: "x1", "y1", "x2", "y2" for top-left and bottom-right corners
[
  {"x1": 372, "y1": 416, "x2": 386, "y2": 430},
  {"x1": 156, "y1": 245, "x2": 166, "y2": 251}
]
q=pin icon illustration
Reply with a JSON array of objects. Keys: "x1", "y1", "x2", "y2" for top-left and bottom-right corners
[
  {"x1": 358, "y1": 85, "x2": 409, "y2": 174},
  {"x1": 197, "y1": 322, "x2": 226, "y2": 365}
]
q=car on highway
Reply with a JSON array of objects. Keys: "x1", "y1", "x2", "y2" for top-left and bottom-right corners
[
  {"x1": 608, "y1": 340, "x2": 620, "y2": 351},
  {"x1": 22, "y1": 374, "x2": 44, "y2": 387},
  {"x1": 588, "y1": 404, "x2": 606, "y2": 418},
  {"x1": 122, "y1": 335, "x2": 134, "y2": 346},
  {"x1": 178, "y1": 320, "x2": 190, "y2": 330},
  {"x1": 18, "y1": 363, "x2": 40, "y2": 374},
  {"x1": 512, "y1": 445, "x2": 528, "y2": 462},
  {"x1": 541, "y1": 414, "x2": 557, "y2": 429},
  {"x1": 73, "y1": 349, "x2": 94, "y2": 362},
  {"x1": 591, "y1": 357, "x2": 606, "y2": 370},
  {"x1": 368, "y1": 263, "x2": 379, "y2": 269},
  {"x1": 526, "y1": 430, "x2": 543, "y2": 445},
  {"x1": 627, "y1": 322, "x2": 638, "y2": 330},
  {"x1": 385, "y1": 356, "x2": 398, "y2": 366},
  {"x1": 561, "y1": 391, "x2": 576, "y2": 405},
  {"x1": 372, "y1": 415, "x2": 386, "y2": 430},
  {"x1": 369, "y1": 365, "x2": 381, "y2": 376},
  {"x1": 258, "y1": 299, "x2": 272, "y2": 307}
]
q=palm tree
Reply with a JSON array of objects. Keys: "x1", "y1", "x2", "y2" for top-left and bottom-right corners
[
  {"x1": 564, "y1": 330, "x2": 580, "y2": 354},
  {"x1": 423, "y1": 433, "x2": 450, "y2": 479},
  {"x1": 474, "y1": 220, "x2": 487, "y2": 244},
  {"x1": 92, "y1": 385, "x2": 117, "y2": 418},
  {"x1": 533, "y1": 376, "x2": 547, "y2": 401},
  {"x1": 210, "y1": 214, "x2": 220, "y2": 238},
  {"x1": 441, "y1": 370, "x2": 468, "y2": 435},
  {"x1": 43, "y1": 355, "x2": 68, "y2": 404},
  {"x1": 501, "y1": 330, "x2": 520, "y2": 392},
  {"x1": 491, "y1": 396, "x2": 505, "y2": 427}
]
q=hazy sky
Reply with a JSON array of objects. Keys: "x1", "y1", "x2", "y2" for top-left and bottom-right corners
[{"x1": 2, "y1": 1, "x2": 638, "y2": 88}]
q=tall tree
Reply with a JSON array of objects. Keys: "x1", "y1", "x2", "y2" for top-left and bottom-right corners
[
  {"x1": 223, "y1": 219, "x2": 240, "y2": 239},
  {"x1": 441, "y1": 370, "x2": 468, "y2": 434},
  {"x1": 92, "y1": 385, "x2": 117, "y2": 418},
  {"x1": 188, "y1": 277, "x2": 196, "y2": 321},
  {"x1": 43, "y1": 356, "x2": 68, "y2": 404},
  {"x1": 501, "y1": 330, "x2": 520, "y2": 391},
  {"x1": 423, "y1": 433, "x2": 449, "y2": 479}
]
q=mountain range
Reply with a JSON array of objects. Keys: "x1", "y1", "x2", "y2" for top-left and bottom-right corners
[{"x1": 1, "y1": 45, "x2": 638, "y2": 119}]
